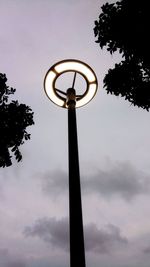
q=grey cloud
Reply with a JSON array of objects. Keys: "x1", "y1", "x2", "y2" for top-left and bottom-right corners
[
  {"x1": 84, "y1": 162, "x2": 150, "y2": 200},
  {"x1": 42, "y1": 170, "x2": 68, "y2": 196},
  {"x1": 0, "y1": 248, "x2": 8, "y2": 256},
  {"x1": 140, "y1": 235, "x2": 150, "y2": 255},
  {"x1": 0, "y1": 181, "x2": 4, "y2": 200},
  {"x1": 143, "y1": 247, "x2": 150, "y2": 254},
  {"x1": 0, "y1": 248, "x2": 27, "y2": 267},
  {"x1": 24, "y1": 217, "x2": 69, "y2": 251},
  {"x1": 6, "y1": 262, "x2": 26, "y2": 267},
  {"x1": 84, "y1": 223, "x2": 127, "y2": 253},
  {"x1": 24, "y1": 217, "x2": 127, "y2": 254},
  {"x1": 41, "y1": 162, "x2": 150, "y2": 200}
]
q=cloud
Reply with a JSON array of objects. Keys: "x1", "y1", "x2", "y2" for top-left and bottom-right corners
[
  {"x1": 84, "y1": 223, "x2": 127, "y2": 253},
  {"x1": 24, "y1": 217, "x2": 69, "y2": 251},
  {"x1": 0, "y1": 248, "x2": 9, "y2": 257},
  {"x1": 0, "y1": 248, "x2": 27, "y2": 267},
  {"x1": 84, "y1": 162, "x2": 150, "y2": 200},
  {"x1": 143, "y1": 247, "x2": 150, "y2": 254},
  {"x1": 0, "y1": 181, "x2": 4, "y2": 200},
  {"x1": 41, "y1": 162, "x2": 150, "y2": 200},
  {"x1": 6, "y1": 262, "x2": 26, "y2": 267},
  {"x1": 42, "y1": 170, "x2": 68, "y2": 196},
  {"x1": 24, "y1": 217, "x2": 127, "y2": 254}
]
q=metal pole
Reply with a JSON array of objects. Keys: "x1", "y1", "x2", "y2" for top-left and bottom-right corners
[{"x1": 67, "y1": 88, "x2": 86, "y2": 267}]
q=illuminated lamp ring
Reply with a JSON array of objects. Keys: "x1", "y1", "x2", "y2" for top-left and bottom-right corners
[{"x1": 44, "y1": 59, "x2": 98, "y2": 108}]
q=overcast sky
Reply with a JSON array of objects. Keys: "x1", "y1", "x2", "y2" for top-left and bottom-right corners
[{"x1": 1, "y1": 0, "x2": 150, "y2": 267}]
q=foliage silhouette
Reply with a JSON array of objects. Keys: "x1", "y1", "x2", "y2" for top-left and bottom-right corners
[
  {"x1": 0, "y1": 73, "x2": 34, "y2": 167},
  {"x1": 94, "y1": 0, "x2": 150, "y2": 110}
]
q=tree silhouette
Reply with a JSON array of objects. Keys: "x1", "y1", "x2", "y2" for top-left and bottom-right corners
[
  {"x1": 0, "y1": 73, "x2": 34, "y2": 167},
  {"x1": 94, "y1": 0, "x2": 150, "y2": 110}
]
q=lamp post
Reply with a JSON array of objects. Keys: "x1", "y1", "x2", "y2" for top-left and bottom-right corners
[{"x1": 44, "y1": 59, "x2": 98, "y2": 267}]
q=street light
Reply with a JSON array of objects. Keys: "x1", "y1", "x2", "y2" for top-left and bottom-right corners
[{"x1": 44, "y1": 59, "x2": 98, "y2": 267}]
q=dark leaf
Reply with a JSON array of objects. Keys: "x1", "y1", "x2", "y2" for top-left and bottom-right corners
[
  {"x1": 94, "y1": 0, "x2": 150, "y2": 110},
  {"x1": 0, "y1": 73, "x2": 34, "y2": 167}
]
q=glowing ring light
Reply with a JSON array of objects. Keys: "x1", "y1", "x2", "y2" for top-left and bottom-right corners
[{"x1": 44, "y1": 59, "x2": 98, "y2": 108}]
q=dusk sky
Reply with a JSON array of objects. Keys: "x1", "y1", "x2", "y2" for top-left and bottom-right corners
[{"x1": 1, "y1": 0, "x2": 150, "y2": 267}]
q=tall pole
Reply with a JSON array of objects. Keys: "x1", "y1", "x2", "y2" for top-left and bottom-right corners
[
  {"x1": 67, "y1": 88, "x2": 86, "y2": 267},
  {"x1": 44, "y1": 59, "x2": 98, "y2": 267}
]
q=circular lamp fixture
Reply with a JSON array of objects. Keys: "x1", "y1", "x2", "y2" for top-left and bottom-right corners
[{"x1": 44, "y1": 59, "x2": 98, "y2": 108}]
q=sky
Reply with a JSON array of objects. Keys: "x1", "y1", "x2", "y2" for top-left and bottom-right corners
[{"x1": 1, "y1": 0, "x2": 150, "y2": 266}]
